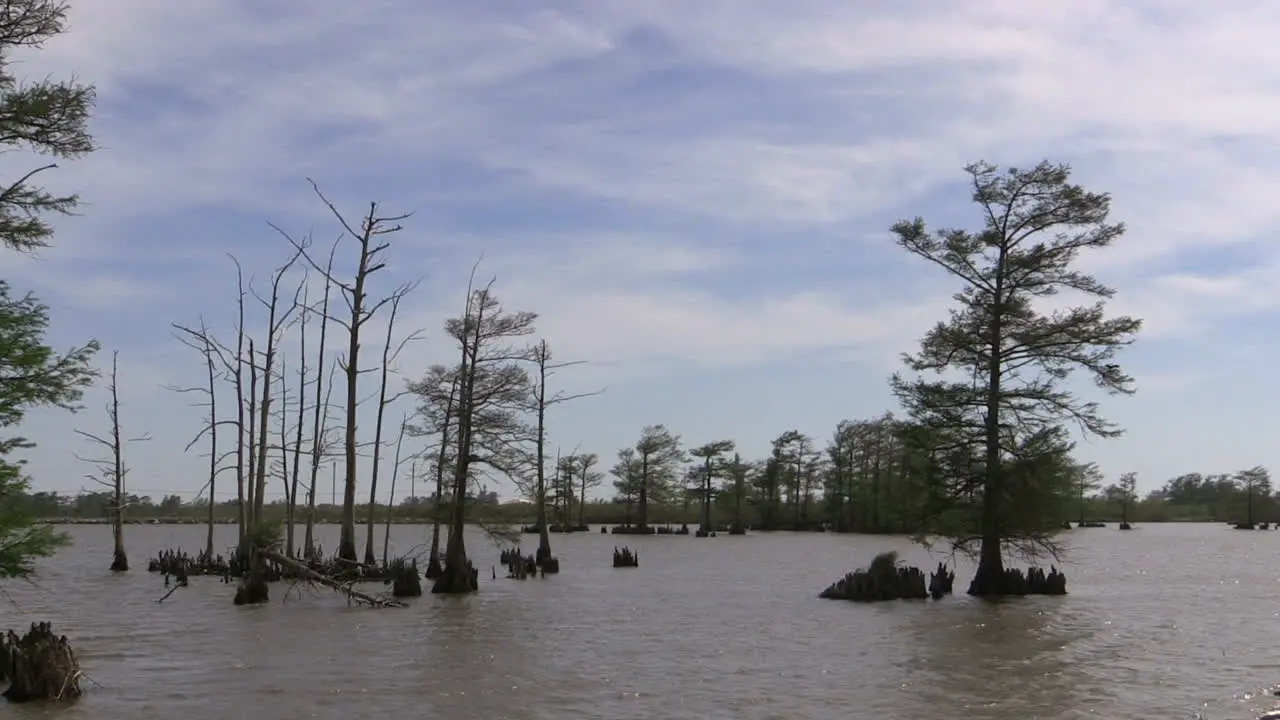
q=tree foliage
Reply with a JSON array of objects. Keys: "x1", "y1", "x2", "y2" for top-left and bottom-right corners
[
  {"x1": 888, "y1": 160, "x2": 1141, "y2": 587},
  {"x1": 0, "y1": 0, "x2": 99, "y2": 578}
]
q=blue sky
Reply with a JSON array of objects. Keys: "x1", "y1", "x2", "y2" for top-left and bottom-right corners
[{"x1": 3, "y1": 0, "x2": 1280, "y2": 502}]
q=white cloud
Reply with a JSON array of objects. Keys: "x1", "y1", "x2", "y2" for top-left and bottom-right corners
[{"x1": 4, "y1": 0, "x2": 1280, "y2": 495}]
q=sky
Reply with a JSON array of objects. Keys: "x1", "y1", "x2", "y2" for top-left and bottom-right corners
[{"x1": 3, "y1": 0, "x2": 1280, "y2": 504}]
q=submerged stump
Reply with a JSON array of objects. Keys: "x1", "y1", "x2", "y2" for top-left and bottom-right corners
[
  {"x1": 233, "y1": 569, "x2": 270, "y2": 606},
  {"x1": 388, "y1": 557, "x2": 423, "y2": 598},
  {"x1": 928, "y1": 562, "x2": 955, "y2": 599},
  {"x1": 967, "y1": 565, "x2": 1067, "y2": 596},
  {"x1": 423, "y1": 555, "x2": 444, "y2": 579},
  {"x1": 0, "y1": 623, "x2": 81, "y2": 703},
  {"x1": 431, "y1": 560, "x2": 479, "y2": 594},
  {"x1": 612, "y1": 546, "x2": 638, "y2": 568},
  {"x1": 819, "y1": 551, "x2": 929, "y2": 602}
]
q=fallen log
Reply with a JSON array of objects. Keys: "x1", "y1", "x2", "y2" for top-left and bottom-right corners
[{"x1": 260, "y1": 549, "x2": 405, "y2": 608}]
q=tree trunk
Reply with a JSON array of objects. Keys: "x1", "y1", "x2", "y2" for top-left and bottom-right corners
[
  {"x1": 638, "y1": 455, "x2": 649, "y2": 530},
  {"x1": 338, "y1": 264, "x2": 366, "y2": 563},
  {"x1": 700, "y1": 459, "x2": 713, "y2": 531},
  {"x1": 204, "y1": 336, "x2": 218, "y2": 563},
  {"x1": 245, "y1": 338, "x2": 258, "y2": 531},
  {"x1": 304, "y1": 252, "x2": 336, "y2": 560},
  {"x1": 535, "y1": 386, "x2": 551, "y2": 564},
  {"x1": 970, "y1": 275, "x2": 1006, "y2": 597}
]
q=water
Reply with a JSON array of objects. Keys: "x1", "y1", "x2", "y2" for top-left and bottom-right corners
[{"x1": 2, "y1": 522, "x2": 1278, "y2": 719}]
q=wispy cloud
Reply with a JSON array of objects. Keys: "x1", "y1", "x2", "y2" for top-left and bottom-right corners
[{"x1": 8, "y1": 0, "x2": 1280, "y2": 498}]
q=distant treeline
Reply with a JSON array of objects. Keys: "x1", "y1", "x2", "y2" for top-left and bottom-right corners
[{"x1": 14, "y1": 466, "x2": 1279, "y2": 528}]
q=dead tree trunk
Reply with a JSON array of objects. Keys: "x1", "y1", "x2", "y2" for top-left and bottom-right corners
[
  {"x1": 303, "y1": 241, "x2": 339, "y2": 560},
  {"x1": 203, "y1": 335, "x2": 219, "y2": 560},
  {"x1": 170, "y1": 320, "x2": 229, "y2": 563},
  {"x1": 288, "y1": 291, "x2": 308, "y2": 557},
  {"x1": 382, "y1": 419, "x2": 407, "y2": 567},
  {"x1": 278, "y1": 353, "x2": 292, "y2": 551},
  {"x1": 231, "y1": 258, "x2": 249, "y2": 548},
  {"x1": 246, "y1": 337, "x2": 258, "y2": 529},
  {"x1": 260, "y1": 549, "x2": 403, "y2": 607},
  {"x1": 280, "y1": 184, "x2": 409, "y2": 563},
  {"x1": 526, "y1": 339, "x2": 601, "y2": 565},
  {"x1": 75, "y1": 351, "x2": 149, "y2": 572},
  {"x1": 250, "y1": 253, "x2": 302, "y2": 529},
  {"x1": 364, "y1": 290, "x2": 418, "y2": 566}
]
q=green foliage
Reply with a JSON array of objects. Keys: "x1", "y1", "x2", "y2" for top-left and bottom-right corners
[
  {"x1": 0, "y1": 469, "x2": 68, "y2": 578},
  {"x1": 246, "y1": 519, "x2": 283, "y2": 551},
  {"x1": 0, "y1": 285, "x2": 97, "y2": 578},
  {"x1": 888, "y1": 160, "x2": 1141, "y2": 564},
  {"x1": 0, "y1": 0, "x2": 101, "y2": 579},
  {"x1": 0, "y1": 0, "x2": 97, "y2": 253}
]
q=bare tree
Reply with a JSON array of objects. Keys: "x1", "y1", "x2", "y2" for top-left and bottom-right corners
[
  {"x1": 303, "y1": 240, "x2": 340, "y2": 560},
  {"x1": 277, "y1": 352, "x2": 293, "y2": 552},
  {"x1": 170, "y1": 320, "x2": 237, "y2": 562},
  {"x1": 523, "y1": 339, "x2": 602, "y2": 567},
  {"x1": 245, "y1": 338, "x2": 258, "y2": 529},
  {"x1": 279, "y1": 181, "x2": 410, "y2": 563},
  {"x1": 382, "y1": 416, "x2": 409, "y2": 567},
  {"x1": 434, "y1": 275, "x2": 536, "y2": 594},
  {"x1": 303, "y1": 364, "x2": 339, "y2": 558},
  {"x1": 74, "y1": 351, "x2": 149, "y2": 571},
  {"x1": 363, "y1": 287, "x2": 422, "y2": 566},
  {"x1": 230, "y1": 256, "x2": 249, "y2": 547},
  {"x1": 287, "y1": 285, "x2": 309, "y2": 558},
  {"x1": 248, "y1": 252, "x2": 303, "y2": 529}
]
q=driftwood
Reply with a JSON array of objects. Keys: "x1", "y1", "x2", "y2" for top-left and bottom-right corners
[{"x1": 260, "y1": 549, "x2": 405, "y2": 607}]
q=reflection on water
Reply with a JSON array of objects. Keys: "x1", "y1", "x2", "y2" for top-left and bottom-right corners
[{"x1": 2, "y1": 523, "x2": 1278, "y2": 719}]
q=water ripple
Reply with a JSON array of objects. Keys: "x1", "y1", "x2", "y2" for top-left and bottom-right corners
[{"x1": 1, "y1": 523, "x2": 1276, "y2": 719}]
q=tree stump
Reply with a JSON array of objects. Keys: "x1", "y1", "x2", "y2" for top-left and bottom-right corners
[
  {"x1": 110, "y1": 548, "x2": 128, "y2": 572},
  {"x1": 612, "y1": 546, "x2": 638, "y2": 568},
  {"x1": 928, "y1": 562, "x2": 955, "y2": 599},
  {"x1": 388, "y1": 557, "x2": 422, "y2": 598},
  {"x1": 967, "y1": 566, "x2": 1067, "y2": 596},
  {"x1": 819, "y1": 551, "x2": 929, "y2": 602},
  {"x1": 431, "y1": 560, "x2": 479, "y2": 594},
  {"x1": 233, "y1": 569, "x2": 270, "y2": 605},
  {"x1": 539, "y1": 556, "x2": 560, "y2": 574},
  {"x1": 424, "y1": 552, "x2": 444, "y2": 579},
  {"x1": 0, "y1": 623, "x2": 81, "y2": 703}
]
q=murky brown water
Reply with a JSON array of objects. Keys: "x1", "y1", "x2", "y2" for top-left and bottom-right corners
[{"x1": 2, "y1": 523, "x2": 1277, "y2": 719}]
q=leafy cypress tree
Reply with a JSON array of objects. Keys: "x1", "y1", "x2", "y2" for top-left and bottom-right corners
[
  {"x1": 890, "y1": 160, "x2": 1142, "y2": 596},
  {"x1": 0, "y1": 0, "x2": 99, "y2": 578}
]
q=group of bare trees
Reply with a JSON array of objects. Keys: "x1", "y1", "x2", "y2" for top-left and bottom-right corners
[
  {"x1": 165, "y1": 184, "x2": 420, "y2": 595},
  {"x1": 163, "y1": 186, "x2": 601, "y2": 596}
]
